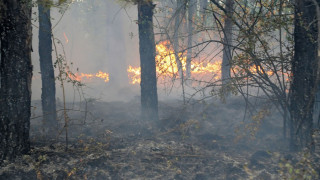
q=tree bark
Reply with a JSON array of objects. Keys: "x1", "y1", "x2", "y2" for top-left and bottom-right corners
[
  {"x1": 174, "y1": 0, "x2": 185, "y2": 80},
  {"x1": 173, "y1": 0, "x2": 187, "y2": 104},
  {"x1": 221, "y1": 0, "x2": 234, "y2": 87},
  {"x1": 0, "y1": 0, "x2": 33, "y2": 160},
  {"x1": 38, "y1": 0, "x2": 57, "y2": 136},
  {"x1": 138, "y1": 1, "x2": 159, "y2": 121},
  {"x1": 289, "y1": 0, "x2": 318, "y2": 151},
  {"x1": 186, "y1": 0, "x2": 196, "y2": 79},
  {"x1": 200, "y1": 0, "x2": 208, "y2": 23}
]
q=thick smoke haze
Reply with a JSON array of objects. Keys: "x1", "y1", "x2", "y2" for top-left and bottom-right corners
[
  {"x1": 31, "y1": 0, "x2": 225, "y2": 103},
  {"x1": 32, "y1": 0, "x2": 140, "y2": 102},
  {"x1": 3, "y1": 1, "x2": 320, "y2": 179}
]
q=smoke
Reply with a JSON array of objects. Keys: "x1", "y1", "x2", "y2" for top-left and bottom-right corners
[
  {"x1": 32, "y1": 0, "x2": 140, "y2": 102},
  {"x1": 31, "y1": 0, "x2": 225, "y2": 103}
]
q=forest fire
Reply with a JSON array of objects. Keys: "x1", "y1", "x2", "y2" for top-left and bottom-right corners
[
  {"x1": 127, "y1": 66, "x2": 141, "y2": 84},
  {"x1": 68, "y1": 71, "x2": 109, "y2": 82},
  {"x1": 127, "y1": 41, "x2": 222, "y2": 84},
  {"x1": 5, "y1": 0, "x2": 320, "y2": 179},
  {"x1": 127, "y1": 41, "x2": 279, "y2": 85}
]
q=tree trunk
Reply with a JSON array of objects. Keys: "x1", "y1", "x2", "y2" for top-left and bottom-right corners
[
  {"x1": 312, "y1": 0, "x2": 320, "y2": 129},
  {"x1": 138, "y1": 1, "x2": 159, "y2": 121},
  {"x1": 200, "y1": 0, "x2": 208, "y2": 23},
  {"x1": 174, "y1": 0, "x2": 187, "y2": 104},
  {"x1": 186, "y1": 0, "x2": 196, "y2": 79},
  {"x1": 0, "y1": 0, "x2": 33, "y2": 160},
  {"x1": 221, "y1": 0, "x2": 234, "y2": 88},
  {"x1": 289, "y1": 0, "x2": 318, "y2": 151},
  {"x1": 174, "y1": 0, "x2": 185, "y2": 80},
  {"x1": 38, "y1": 0, "x2": 57, "y2": 136}
]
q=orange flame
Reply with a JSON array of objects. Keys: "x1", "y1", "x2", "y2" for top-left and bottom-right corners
[
  {"x1": 190, "y1": 61, "x2": 222, "y2": 80},
  {"x1": 249, "y1": 66, "x2": 274, "y2": 76},
  {"x1": 127, "y1": 41, "x2": 222, "y2": 84},
  {"x1": 127, "y1": 41, "x2": 282, "y2": 85},
  {"x1": 68, "y1": 71, "x2": 109, "y2": 82},
  {"x1": 127, "y1": 66, "x2": 141, "y2": 84}
]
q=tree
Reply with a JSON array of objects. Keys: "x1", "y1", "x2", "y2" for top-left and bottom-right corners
[
  {"x1": 209, "y1": 0, "x2": 293, "y2": 145},
  {"x1": 173, "y1": 0, "x2": 186, "y2": 81},
  {"x1": 221, "y1": 0, "x2": 234, "y2": 89},
  {"x1": 289, "y1": 0, "x2": 318, "y2": 150},
  {"x1": 138, "y1": 0, "x2": 159, "y2": 120},
  {"x1": 199, "y1": 0, "x2": 208, "y2": 23},
  {"x1": 38, "y1": 0, "x2": 57, "y2": 136},
  {"x1": 173, "y1": 0, "x2": 187, "y2": 103},
  {"x1": 0, "y1": 0, "x2": 33, "y2": 160},
  {"x1": 186, "y1": 0, "x2": 196, "y2": 79}
]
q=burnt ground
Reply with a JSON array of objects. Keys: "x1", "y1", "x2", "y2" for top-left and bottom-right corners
[{"x1": 1, "y1": 96, "x2": 319, "y2": 180}]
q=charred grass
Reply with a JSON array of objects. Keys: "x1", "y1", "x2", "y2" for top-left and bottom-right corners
[{"x1": 1, "y1": 97, "x2": 319, "y2": 179}]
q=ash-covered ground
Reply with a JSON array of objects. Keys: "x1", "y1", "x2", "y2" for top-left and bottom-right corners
[{"x1": 1, "y1": 97, "x2": 319, "y2": 179}]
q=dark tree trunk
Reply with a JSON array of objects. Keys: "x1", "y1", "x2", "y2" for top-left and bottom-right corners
[
  {"x1": 38, "y1": 0, "x2": 57, "y2": 136},
  {"x1": 289, "y1": 0, "x2": 318, "y2": 151},
  {"x1": 138, "y1": 1, "x2": 159, "y2": 121},
  {"x1": 0, "y1": 0, "x2": 33, "y2": 160},
  {"x1": 221, "y1": 0, "x2": 234, "y2": 87},
  {"x1": 186, "y1": 0, "x2": 196, "y2": 79}
]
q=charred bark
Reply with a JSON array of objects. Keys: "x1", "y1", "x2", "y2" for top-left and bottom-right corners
[
  {"x1": 221, "y1": 0, "x2": 234, "y2": 88},
  {"x1": 0, "y1": 0, "x2": 33, "y2": 160},
  {"x1": 38, "y1": 0, "x2": 57, "y2": 136},
  {"x1": 289, "y1": 0, "x2": 318, "y2": 151},
  {"x1": 138, "y1": 1, "x2": 159, "y2": 121}
]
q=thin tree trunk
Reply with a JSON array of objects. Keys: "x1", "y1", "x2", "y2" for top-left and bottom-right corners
[
  {"x1": 174, "y1": 0, "x2": 185, "y2": 80},
  {"x1": 0, "y1": 0, "x2": 33, "y2": 160},
  {"x1": 38, "y1": 0, "x2": 57, "y2": 136},
  {"x1": 186, "y1": 0, "x2": 196, "y2": 79},
  {"x1": 221, "y1": 0, "x2": 234, "y2": 88},
  {"x1": 200, "y1": 0, "x2": 208, "y2": 24},
  {"x1": 174, "y1": 0, "x2": 186, "y2": 104},
  {"x1": 289, "y1": 0, "x2": 318, "y2": 151},
  {"x1": 138, "y1": 1, "x2": 159, "y2": 121}
]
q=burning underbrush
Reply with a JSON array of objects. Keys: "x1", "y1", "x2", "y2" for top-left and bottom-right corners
[
  {"x1": 65, "y1": 40, "x2": 280, "y2": 89},
  {"x1": 1, "y1": 97, "x2": 319, "y2": 179}
]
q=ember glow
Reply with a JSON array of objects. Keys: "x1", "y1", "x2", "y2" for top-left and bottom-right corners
[{"x1": 68, "y1": 71, "x2": 109, "y2": 82}]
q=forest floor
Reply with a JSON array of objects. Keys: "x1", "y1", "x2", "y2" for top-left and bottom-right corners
[{"x1": 1, "y1": 96, "x2": 319, "y2": 180}]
